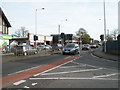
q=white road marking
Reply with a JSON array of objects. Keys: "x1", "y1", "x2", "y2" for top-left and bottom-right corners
[
  {"x1": 60, "y1": 65, "x2": 84, "y2": 68},
  {"x1": 70, "y1": 61, "x2": 100, "y2": 68},
  {"x1": 41, "y1": 68, "x2": 103, "y2": 75},
  {"x1": 29, "y1": 77, "x2": 118, "y2": 80},
  {"x1": 8, "y1": 65, "x2": 44, "y2": 76},
  {"x1": 32, "y1": 83, "x2": 37, "y2": 86},
  {"x1": 93, "y1": 73, "x2": 119, "y2": 78},
  {"x1": 13, "y1": 80, "x2": 26, "y2": 85},
  {"x1": 24, "y1": 86, "x2": 30, "y2": 88},
  {"x1": 33, "y1": 57, "x2": 77, "y2": 77},
  {"x1": 71, "y1": 61, "x2": 80, "y2": 65}
]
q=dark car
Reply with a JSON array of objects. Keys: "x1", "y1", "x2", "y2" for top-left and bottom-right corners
[
  {"x1": 62, "y1": 43, "x2": 80, "y2": 55},
  {"x1": 14, "y1": 45, "x2": 38, "y2": 56}
]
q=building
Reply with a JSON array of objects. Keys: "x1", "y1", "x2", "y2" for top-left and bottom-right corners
[
  {"x1": 0, "y1": 8, "x2": 12, "y2": 52},
  {"x1": 10, "y1": 33, "x2": 53, "y2": 50}
]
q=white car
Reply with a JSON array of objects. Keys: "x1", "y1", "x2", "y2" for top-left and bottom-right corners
[{"x1": 44, "y1": 45, "x2": 52, "y2": 50}]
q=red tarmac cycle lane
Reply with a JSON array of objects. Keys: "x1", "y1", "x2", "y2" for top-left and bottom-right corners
[{"x1": 1, "y1": 56, "x2": 80, "y2": 88}]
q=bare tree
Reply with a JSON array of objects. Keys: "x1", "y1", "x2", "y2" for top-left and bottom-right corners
[
  {"x1": 111, "y1": 29, "x2": 119, "y2": 40},
  {"x1": 12, "y1": 27, "x2": 29, "y2": 37}
]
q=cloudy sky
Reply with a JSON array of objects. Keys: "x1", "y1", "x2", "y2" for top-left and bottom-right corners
[{"x1": 0, "y1": 0, "x2": 119, "y2": 40}]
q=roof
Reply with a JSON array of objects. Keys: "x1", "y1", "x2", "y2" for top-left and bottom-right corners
[{"x1": 0, "y1": 8, "x2": 11, "y2": 27}]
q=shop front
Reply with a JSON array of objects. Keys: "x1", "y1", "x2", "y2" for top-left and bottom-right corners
[{"x1": 0, "y1": 34, "x2": 12, "y2": 52}]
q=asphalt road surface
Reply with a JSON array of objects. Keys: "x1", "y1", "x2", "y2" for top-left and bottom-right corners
[{"x1": 2, "y1": 50, "x2": 119, "y2": 89}]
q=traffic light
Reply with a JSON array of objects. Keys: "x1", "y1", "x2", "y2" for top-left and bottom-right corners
[
  {"x1": 67, "y1": 34, "x2": 73, "y2": 40},
  {"x1": 61, "y1": 33, "x2": 65, "y2": 39},
  {"x1": 100, "y1": 35, "x2": 104, "y2": 41},
  {"x1": 34, "y1": 35, "x2": 38, "y2": 41}
]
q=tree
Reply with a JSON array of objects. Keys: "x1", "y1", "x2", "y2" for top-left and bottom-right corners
[
  {"x1": 12, "y1": 27, "x2": 29, "y2": 37},
  {"x1": 94, "y1": 40, "x2": 99, "y2": 44},
  {"x1": 106, "y1": 35, "x2": 113, "y2": 41},
  {"x1": 111, "y1": 29, "x2": 119, "y2": 40},
  {"x1": 75, "y1": 28, "x2": 91, "y2": 44}
]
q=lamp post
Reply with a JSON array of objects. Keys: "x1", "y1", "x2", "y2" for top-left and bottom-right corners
[
  {"x1": 35, "y1": 8, "x2": 45, "y2": 35},
  {"x1": 103, "y1": 0, "x2": 107, "y2": 52},
  {"x1": 35, "y1": 8, "x2": 45, "y2": 47}
]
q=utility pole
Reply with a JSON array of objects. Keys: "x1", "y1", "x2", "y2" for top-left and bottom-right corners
[{"x1": 103, "y1": 0, "x2": 107, "y2": 52}]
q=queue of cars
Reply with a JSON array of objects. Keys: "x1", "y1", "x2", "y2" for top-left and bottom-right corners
[
  {"x1": 81, "y1": 43, "x2": 99, "y2": 50},
  {"x1": 13, "y1": 43, "x2": 99, "y2": 56},
  {"x1": 14, "y1": 44, "x2": 52, "y2": 56}
]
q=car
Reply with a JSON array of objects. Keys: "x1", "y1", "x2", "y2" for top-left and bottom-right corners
[
  {"x1": 44, "y1": 45, "x2": 52, "y2": 50},
  {"x1": 82, "y1": 44, "x2": 91, "y2": 50},
  {"x1": 62, "y1": 43, "x2": 80, "y2": 55},
  {"x1": 37, "y1": 45, "x2": 45, "y2": 51},
  {"x1": 14, "y1": 45, "x2": 38, "y2": 56},
  {"x1": 89, "y1": 43, "x2": 97, "y2": 48},
  {"x1": 57, "y1": 44, "x2": 63, "y2": 50}
]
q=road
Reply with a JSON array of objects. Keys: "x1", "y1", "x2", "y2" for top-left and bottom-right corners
[{"x1": 2, "y1": 50, "x2": 119, "y2": 89}]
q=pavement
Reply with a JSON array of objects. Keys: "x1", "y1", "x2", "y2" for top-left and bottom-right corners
[
  {"x1": 1, "y1": 47, "x2": 119, "y2": 63},
  {"x1": 92, "y1": 47, "x2": 119, "y2": 62}
]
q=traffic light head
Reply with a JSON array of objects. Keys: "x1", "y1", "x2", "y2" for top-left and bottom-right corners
[
  {"x1": 34, "y1": 35, "x2": 38, "y2": 41},
  {"x1": 61, "y1": 33, "x2": 65, "y2": 39},
  {"x1": 100, "y1": 35, "x2": 104, "y2": 41}
]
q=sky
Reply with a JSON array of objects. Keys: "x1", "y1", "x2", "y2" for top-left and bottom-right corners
[{"x1": 0, "y1": 0, "x2": 119, "y2": 40}]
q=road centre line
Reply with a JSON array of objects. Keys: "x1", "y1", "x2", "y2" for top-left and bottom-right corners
[
  {"x1": 40, "y1": 68, "x2": 103, "y2": 76},
  {"x1": 29, "y1": 77, "x2": 118, "y2": 81},
  {"x1": 93, "y1": 73, "x2": 120, "y2": 78}
]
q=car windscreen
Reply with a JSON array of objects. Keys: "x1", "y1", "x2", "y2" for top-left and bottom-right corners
[{"x1": 65, "y1": 44, "x2": 75, "y2": 48}]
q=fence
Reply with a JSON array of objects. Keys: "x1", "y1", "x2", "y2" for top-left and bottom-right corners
[{"x1": 106, "y1": 41, "x2": 120, "y2": 55}]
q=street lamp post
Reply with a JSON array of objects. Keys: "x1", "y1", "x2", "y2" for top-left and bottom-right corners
[
  {"x1": 35, "y1": 8, "x2": 45, "y2": 47},
  {"x1": 103, "y1": 0, "x2": 107, "y2": 52},
  {"x1": 35, "y1": 8, "x2": 45, "y2": 35}
]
